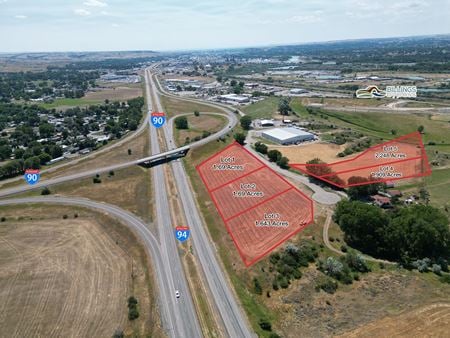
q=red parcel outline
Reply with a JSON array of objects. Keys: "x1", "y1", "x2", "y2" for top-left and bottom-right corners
[
  {"x1": 196, "y1": 142, "x2": 314, "y2": 266},
  {"x1": 291, "y1": 131, "x2": 431, "y2": 188}
]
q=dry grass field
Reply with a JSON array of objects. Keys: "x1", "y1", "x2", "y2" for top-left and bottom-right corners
[
  {"x1": 269, "y1": 142, "x2": 348, "y2": 164},
  {"x1": 0, "y1": 205, "x2": 162, "y2": 338},
  {"x1": 85, "y1": 83, "x2": 142, "y2": 101},
  {"x1": 339, "y1": 303, "x2": 450, "y2": 338},
  {"x1": 46, "y1": 166, "x2": 154, "y2": 224},
  {"x1": 160, "y1": 95, "x2": 223, "y2": 117},
  {"x1": 175, "y1": 114, "x2": 227, "y2": 146},
  {"x1": 45, "y1": 127, "x2": 149, "y2": 181}
]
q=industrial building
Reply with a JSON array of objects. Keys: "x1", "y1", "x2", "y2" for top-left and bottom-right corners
[
  {"x1": 217, "y1": 94, "x2": 250, "y2": 104},
  {"x1": 262, "y1": 127, "x2": 315, "y2": 145}
]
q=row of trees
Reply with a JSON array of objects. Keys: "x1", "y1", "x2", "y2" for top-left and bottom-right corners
[{"x1": 334, "y1": 200, "x2": 450, "y2": 265}]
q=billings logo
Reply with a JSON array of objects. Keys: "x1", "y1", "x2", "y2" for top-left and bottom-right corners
[
  {"x1": 356, "y1": 86, "x2": 386, "y2": 99},
  {"x1": 356, "y1": 85, "x2": 417, "y2": 99}
]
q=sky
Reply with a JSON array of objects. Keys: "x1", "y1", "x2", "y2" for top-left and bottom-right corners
[{"x1": 1, "y1": 0, "x2": 450, "y2": 53}]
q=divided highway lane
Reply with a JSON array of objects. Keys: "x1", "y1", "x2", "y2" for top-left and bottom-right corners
[
  {"x1": 0, "y1": 148, "x2": 188, "y2": 198},
  {"x1": 144, "y1": 68, "x2": 202, "y2": 338},
  {"x1": 0, "y1": 196, "x2": 177, "y2": 336},
  {"x1": 148, "y1": 69, "x2": 254, "y2": 338}
]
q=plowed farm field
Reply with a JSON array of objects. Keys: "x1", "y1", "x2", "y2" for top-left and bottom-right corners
[{"x1": 0, "y1": 205, "x2": 160, "y2": 338}]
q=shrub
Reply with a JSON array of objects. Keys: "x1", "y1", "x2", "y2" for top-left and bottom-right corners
[
  {"x1": 432, "y1": 264, "x2": 442, "y2": 275},
  {"x1": 174, "y1": 116, "x2": 188, "y2": 129},
  {"x1": 63, "y1": 214, "x2": 68, "y2": 219},
  {"x1": 41, "y1": 187, "x2": 51, "y2": 195},
  {"x1": 113, "y1": 329, "x2": 124, "y2": 338},
  {"x1": 253, "y1": 277, "x2": 263, "y2": 295},
  {"x1": 412, "y1": 258, "x2": 431, "y2": 273},
  {"x1": 1, "y1": 217, "x2": 6, "y2": 222},
  {"x1": 128, "y1": 308, "x2": 139, "y2": 320},
  {"x1": 128, "y1": 296, "x2": 138, "y2": 306},
  {"x1": 258, "y1": 319, "x2": 272, "y2": 331},
  {"x1": 93, "y1": 177, "x2": 102, "y2": 184},
  {"x1": 315, "y1": 278, "x2": 338, "y2": 294},
  {"x1": 74, "y1": 213, "x2": 78, "y2": 218},
  {"x1": 440, "y1": 274, "x2": 450, "y2": 284},
  {"x1": 109, "y1": 170, "x2": 115, "y2": 176},
  {"x1": 279, "y1": 276, "x2": 289, "y2": 289},
  {"x1": 194, "y1": 110, "x2": 200, "y2": 117},
  {"x1": 345, "y1": 251, "x2": 370, "y2": 273},
  {"x1": 127, "y1": 296, "x2": 139, "y2": 320},
  {"x1": 272, "y1": 279, "x2": 279, "y2": 290}
]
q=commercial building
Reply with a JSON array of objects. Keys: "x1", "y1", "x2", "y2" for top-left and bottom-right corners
[
  {"x1": 217, "y1": 94, "x2": 250, "y2": 104},
  {"x1": 262, "y1": 127, "x2": 315, "y2": 145}
]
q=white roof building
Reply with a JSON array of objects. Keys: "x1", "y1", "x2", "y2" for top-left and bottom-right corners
[{"x1": 262, "y1": 127, "x2": 315, "y2": 145}]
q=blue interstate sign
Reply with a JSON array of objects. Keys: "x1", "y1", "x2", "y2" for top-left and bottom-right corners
[
  {"x1": 151, "y1": 112, "x2": 166, "y2": 128},
  {"x1": 24, "y1": 169, "x2": 40, "y2": 185},
  {"x1": 175, "y1": 226, "x2": 190, "y2": 242}
]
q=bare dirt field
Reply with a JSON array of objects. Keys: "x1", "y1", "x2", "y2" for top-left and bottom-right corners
[
  {"x1": 0, "y1": 205, "x2": 162, "y2": 338},
  {"x1": 339, "y1": 303, "x2": 450, "y2": 338},
  {"x1": 85, "y1": 83, "x2": 142, "y2": 101},
  {"x1": 269, "y1": 142, "x2": 347, "y2": 164}
]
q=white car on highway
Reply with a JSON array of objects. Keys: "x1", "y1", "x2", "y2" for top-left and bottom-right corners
[{"x1": 175, "y1": 290, "x2": 180, "y2": 298}]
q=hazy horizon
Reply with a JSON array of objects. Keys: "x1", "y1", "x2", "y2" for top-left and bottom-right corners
[{"x1": 1, "y1": 0, "x2": 450, "y2": 53}]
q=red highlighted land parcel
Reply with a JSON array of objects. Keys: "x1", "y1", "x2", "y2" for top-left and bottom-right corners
[
  {"x1": 197, "y1": 142, "x2": 314, "y2": 266},
  {"x1": 291, "y1": 132, "x2": 431, "y2": 188}
]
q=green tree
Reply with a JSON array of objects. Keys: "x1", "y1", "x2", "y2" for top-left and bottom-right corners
[
  {"x1": 194, "y1": 110, "x2": 200, "y2": 117},
  {"x1": 38, "y1": 152, "x2": 52, "y2": 165},
  {"x1": 386, "y1": 205, "x2": 450, "y2": 261},
  {"x1": 347, "y1": 176, "x2": 385, "y2": 200},
  {"x1": 278, "y1": 98, "x2": 291, "y2": 115},
  {"x1": 277, "y1": 156, "x2": 289, "y2": 169},
  {"x1": 38, "y1": 123, "x2": 55, "y2": 138},
  {"x1": 268, "y1": 149, "x2": 282, "y2": 162},
  {"x1": 175, "y1": 116, "x2": 189, "y2": 129},
  {"x1": 418, "y1": 125, "x2": 425, "y2": 133},
  {"x1": 174, "y1": 116, "x2": 189, "y2": 129},
  {"x1": 334, "y1": 200, "x2": 389, "y2": 257},
  {"x1": 254, "y1": 142, "x2": 268, "y2": 154},
  {"x1": 240, "y1": 115, "x2": 252, "y2": 130},
  {"x1": 234, "y1": 132, "x2": 246, "y2": 145}
]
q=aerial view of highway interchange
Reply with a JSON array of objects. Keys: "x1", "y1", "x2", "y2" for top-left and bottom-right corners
[{"x1": 0, "y1": 1, "x2": 449, "y2": 337}]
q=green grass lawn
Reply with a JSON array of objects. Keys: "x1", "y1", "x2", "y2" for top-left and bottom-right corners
[
  {"x1": 425, "y1": 167, "x2": 450, "y2": 208},
  {"x1": 40, "y1": 97, "x2": 103, "y2": 109},
  {"x1": 242, "y1": 97, "x2": 279, "y2": 119},
  {"x1": 313, "y1": 110, "x2": 450, "y2": 144}
]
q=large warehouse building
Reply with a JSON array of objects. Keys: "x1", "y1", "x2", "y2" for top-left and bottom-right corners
[{"x1": 262, "y1": 127, "x2": 315, "y2": 145}]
